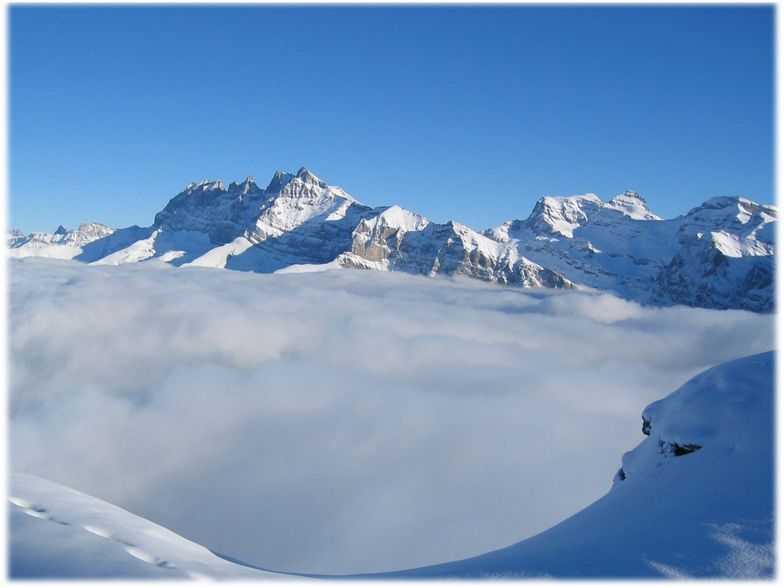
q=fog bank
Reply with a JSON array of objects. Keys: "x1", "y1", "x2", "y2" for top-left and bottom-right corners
[{"x1": 9, "y1": 258, "x2": 774, "y2": 574}]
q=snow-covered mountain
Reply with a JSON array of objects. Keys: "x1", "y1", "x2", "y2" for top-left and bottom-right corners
[
  {"x1": 486, "y1": 191, "x2": 775, "y2": 312},
  {"x1": 7, "y1": 222, "x2": 115, "y2": 259},
  {"x1": 7, "y1": 169, "x2": 775, "y2": 311},
  {"x1": 339, "y1": 205, "x2": 573, "y2": 288},
  {"x1": 376, "y1": 351, "x2": 774, "y2": 579},
  {"x1": 653, "y1": 198, "x2": 775, "y2": 312},
  {"x1": 10, "y1": 351, "x2": 773, "y2": 579}
]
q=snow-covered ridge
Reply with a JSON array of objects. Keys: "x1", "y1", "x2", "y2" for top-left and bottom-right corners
[
  {"x1": 7, "y1": 222, "x2": 115, "y2": 259},
  {"x1": 523, "y1": 193, "x2": 604, "y2": 238},
  {"x1": 9, "y1": 473, "x2": 290, "y2": 580},
  {"x1": 344, "y1": 205, "x2": 575, "y2": 288},
  {"x1": 605, "y1": 190, "x2": 661, "y2": 220},
  {"x1": 7, "y1": 168, "x2": 776, "y2": 311},
  {"x1": 486, "y1": 190, "x2": 775, "y2": 312}
]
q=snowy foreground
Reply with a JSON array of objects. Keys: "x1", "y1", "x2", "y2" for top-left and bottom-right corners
[
  {"x1": 8, "y1": 258, "x2": 775, "y2": 578},
  {"x1": 10, "y1": 474, "x2": 288, "y2": 580}
]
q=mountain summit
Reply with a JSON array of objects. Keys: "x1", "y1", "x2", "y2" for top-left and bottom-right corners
[
  {"x1": 606, "y1": 190, "x2": 660, "y2": 220},
  {"x1": 7, "y1": 168, "x2": 776, "y2": 312}
]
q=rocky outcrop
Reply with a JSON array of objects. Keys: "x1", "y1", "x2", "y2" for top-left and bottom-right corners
[
  {"x1": 652, "y1": 236, "x2": 774, "y2": 312},
  {"x1": 345, "y1": 206, "x2": 574, "y2": 287}
]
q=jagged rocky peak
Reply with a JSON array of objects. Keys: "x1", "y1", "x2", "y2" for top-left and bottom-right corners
[
  {"x1": 265, "y1": 170, "x2": 295, "y2": 193},
  {"x1": 295, "y1": 166, "x2": 326, "y2": 187},
  {"x1": 183, "y1": 179, "x2": 225, "y2": 194},
  {"x1": 173, "y1": 168, "x2": 334, "y2": 200},
  {"x1": 526, "y1": 194, "x2": 603, "y2": 237},
  {"x1": 54, "y1": 225, "x2": 68, "y2": 235},
  {"x1": 227, "y1": 176, "x2": 261, "y2": 195},
  {"x1": 264, "y1": 167, "x2": 327, "y2": 194},
  {"x1": 609, "y1": 189, "x2": 644, "y2": 204},
  {"x1": 606, "y1": 190, "x2": 661, "y2": 220},
  {"x1": 272, "y1": 166, "x2": 353, "y2": 202}
]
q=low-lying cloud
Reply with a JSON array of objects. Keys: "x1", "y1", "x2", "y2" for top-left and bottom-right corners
[{"x1": 9, "y1": 258, "x2": 774, "y2": 574}]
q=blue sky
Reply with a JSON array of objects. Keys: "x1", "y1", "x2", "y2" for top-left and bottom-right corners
[{"x1": 10, "y1": 5, "x2": 774, "y2": 233}]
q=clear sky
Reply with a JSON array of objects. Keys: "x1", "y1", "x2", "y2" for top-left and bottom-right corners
[{"x1": 9, "y1": 4, "x2": 774, "y2": 233}]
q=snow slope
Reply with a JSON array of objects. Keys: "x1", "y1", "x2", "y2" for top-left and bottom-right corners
[
  {"x1": 7, "y1": 168, "x2": 775, "y2": 311},
  {"x1": 377, "y1": 351, "x2": 774, "y2": 579},
  {"x1": 9, "y1": 473, "x2": 291, "y2": 580}
]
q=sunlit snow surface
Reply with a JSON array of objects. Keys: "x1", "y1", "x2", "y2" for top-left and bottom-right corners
[
  {"x1": 9, "y1": 258, "x2": 774, "y2": 575},
  {"x1": 9, "y1": 474, "x2": 288, "y2": 580}
]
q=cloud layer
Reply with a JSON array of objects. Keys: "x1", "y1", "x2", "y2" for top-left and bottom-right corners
[{"x1": 9, "y1": 259, "x2": 774, "y2": 574}]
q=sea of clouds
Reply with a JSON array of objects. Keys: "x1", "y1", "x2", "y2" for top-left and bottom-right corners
[{"x1": 8, "y1": 257, "x2": 775, "y2": 574}]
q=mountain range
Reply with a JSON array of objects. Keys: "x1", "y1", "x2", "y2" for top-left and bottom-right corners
[{"x1": 7, "y1": 167, "x2": 776, "y2": 312}]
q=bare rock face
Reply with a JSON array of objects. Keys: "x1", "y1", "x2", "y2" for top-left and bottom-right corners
[
  {"x1": 653, "y1": 236, "x2": 774, "y2": 313},
  {"x1": 7, "y1": 170, "x2": 775, "y2": 310},
  {"x1": 345, "y1": 206, "x2": 574, "y2": 288}
]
